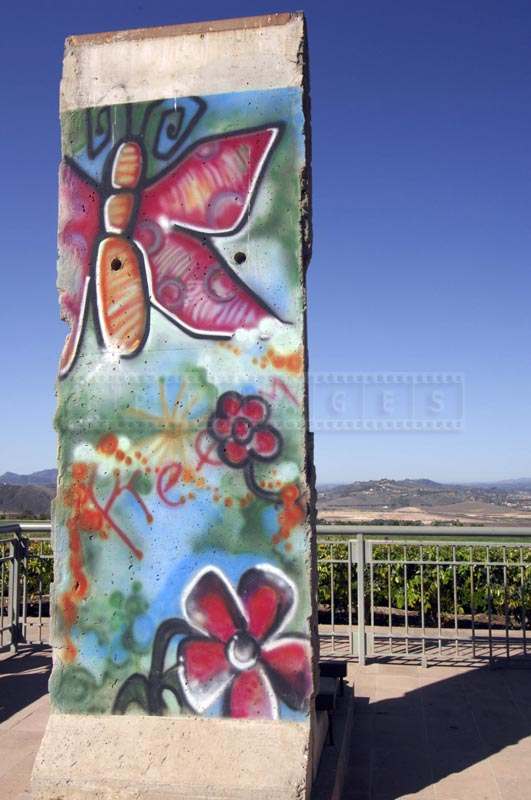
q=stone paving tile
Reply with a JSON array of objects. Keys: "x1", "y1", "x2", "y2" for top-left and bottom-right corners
[
  {"x1": 462, "y1": 678, "x2": 529, "y2": 754},
  {"x1": 372, "y1": 664, "x2": 423, "y2": 678},
  {"x1": 345, "y1": 662, "x2": 531, "y2": 800},
  {"x1": 418, "y1": 665, "x2": 472, "y2": 679},
  {"x1": 490, "y1": 772, "x2": 531, "y2": 800},
  {"x1": 501, "y1": 665, "x2": 531, "y2": 707},
  {"x1": 1, "y1": 759, "x2": 35, "y2": 800},
  {"x1": 422, "y1": 695, "x2": 485, "y2": 753},
  {"x1": 372, "y1": 712, "x2": 425, "y2": 746},
  {"x1": 371, "y1": 674, "x2": 420, "y2": 692},
  {"x1": 486, "y1": 743, "x2": 531, "y2": 798},
  {"x1": 432, "y1": 765, "x2": 502, "y2": 800},
  {"x1": 344, "y1": 765, "x2": 372, "y2": 799}
]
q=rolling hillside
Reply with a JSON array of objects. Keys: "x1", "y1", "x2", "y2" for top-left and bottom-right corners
[
  {"x1": 318, "y1": 478, "x2": 531, "y2": 525},
  {"x1": 0, "y1": 483, "x2": 56, "y2": 517},
  {"x1": 0, "y1": 470, "x2": 57, "y2": 517}
]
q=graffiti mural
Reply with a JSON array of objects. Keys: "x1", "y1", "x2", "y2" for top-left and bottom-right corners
[
  {"x1": 58, "y1": 99, "x2": 282, "y2": 378},
  {"x1": 52, "y1": 88, "x2": 313, "y2": 722}
]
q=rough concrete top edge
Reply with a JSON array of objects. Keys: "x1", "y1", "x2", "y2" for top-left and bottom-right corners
[
  {"x1": 61, "y1": 11, "x2": 306, "y2": 112},
  {"x1": 66, "y1": 11, "x2": 302, "y2": 47}
]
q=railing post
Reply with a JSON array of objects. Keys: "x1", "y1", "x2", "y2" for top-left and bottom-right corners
[
  {"x1": 347, "y1": 538, "x2": 353, "y2": 657},
  {"x1": 7, "y1": 530, "x2": 24, "y2": 653},
  {"x1": 357, "y1": 533, "x2": 366, "y2": 666},
  {"x1": 7, "y1": 537, "x2": 16, "y2": 653}
]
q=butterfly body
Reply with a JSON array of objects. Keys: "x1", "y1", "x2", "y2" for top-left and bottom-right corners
[
  {"x1": 94, "y1": 140, "x2": 150, "y2": 357},
  {"x1": 58, "y1": 113, "x2": 283, "y2": 378}
]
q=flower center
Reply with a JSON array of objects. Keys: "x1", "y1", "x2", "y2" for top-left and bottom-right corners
[
  {"x1": 227, "y1": 631, "x2": 259, "y2": 671},
  {"x1": 232, "y1": 417, "x2": 252, "y2": 444}
]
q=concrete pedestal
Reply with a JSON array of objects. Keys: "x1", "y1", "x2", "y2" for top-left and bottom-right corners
[{"x1": 32, "y1": 715, "x2": 312, "y2": 800}]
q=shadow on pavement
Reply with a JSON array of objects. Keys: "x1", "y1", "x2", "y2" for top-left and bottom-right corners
[{"x1": 0, "y1": 645, "x2": 51, "y2": 723}]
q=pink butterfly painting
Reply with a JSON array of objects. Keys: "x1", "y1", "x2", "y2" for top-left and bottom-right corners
[{"x1": 58, "y1": 100, "x2": 282, "y2": 378}]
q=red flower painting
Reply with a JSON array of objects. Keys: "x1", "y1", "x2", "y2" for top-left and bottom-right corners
[
  {"x1": 177, "y1": 565, "x2": 312, "y2": 719},
  {"x1": 208, "y1": 392, "x2": 282, "y2": 500}
]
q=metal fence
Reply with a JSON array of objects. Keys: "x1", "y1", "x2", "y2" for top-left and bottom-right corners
[
  {"x1": 318, "y1": 525, "x2": 531, "y2": 667},
  {"x1": 0, "y1": 523, "x2": 52, "y2": 653},
  {"x1": 2, "y1": 522, "x2": 531, "y2": 668}
]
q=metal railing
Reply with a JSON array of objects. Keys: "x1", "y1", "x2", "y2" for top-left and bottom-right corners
[
  {"x1": 2, "y1": 522, "x2": 530, "y2": 668},
  {"x1": 0, "y1": 523, "x2": 52, "y2": 653},
  {"x1": 318, "y1": 525, "x2": 531, "y2": 667}
]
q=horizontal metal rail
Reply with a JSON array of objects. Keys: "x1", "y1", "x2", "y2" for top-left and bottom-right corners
[
  {"x1": 317, "y1": 524, "x2": 531, "y2": 537},
  {"x1": 0, "y1": 523, "x2": 52, "y2": 536}
]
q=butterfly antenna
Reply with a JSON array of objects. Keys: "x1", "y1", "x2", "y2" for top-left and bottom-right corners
[
  {"x1": 140, "y1": 100, "x2": 164, "y2": 139},
  {"x1": 125, "y1": 103, "x2": 133, "y2": 138}
]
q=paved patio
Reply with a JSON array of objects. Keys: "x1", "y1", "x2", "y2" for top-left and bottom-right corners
[
  {"x1": 345, "y1": 661, "x2": 531, "y2": 800},
  {"x1": 0, "y1": 647, "x2": 50, "y2": 800},
  {"x1": 1, "y1": 647, "x2": 530, "y2": 799}
]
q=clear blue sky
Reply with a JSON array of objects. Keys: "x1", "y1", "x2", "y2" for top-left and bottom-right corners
[{"x1": 2, "y1": 0, "x2": 530, "y2": 483}]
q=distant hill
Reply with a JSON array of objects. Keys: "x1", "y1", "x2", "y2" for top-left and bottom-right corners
[
  {"x1": 0, "y1": 469, "x2": 57, "y2": 486},
  {"x1": 0, "y1": 483, "x2": 56, "y2": 516},
  {"x1": 317, "y1": 477, "x2": 531, "y2": 525},
  {"x1": 0, "y1": 469, "x2": 57, "y2": 518},
  {"x1": 470, "y1": 477, "x2": 531, "y2": 491},
  {"x1": 318, "y1": 478, "x2": 508, "y2": 509}
]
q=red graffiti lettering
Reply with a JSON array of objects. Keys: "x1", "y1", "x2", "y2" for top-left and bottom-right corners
[
  {"x1": 260, "y1": 377, "x2": 299, "y2": 407},
  {"x1": 194, "y1": 430, "x2": 223, "y2": 471},
  {"x1": 157, "y1": 462, "x2": 184, "y2": 506}
]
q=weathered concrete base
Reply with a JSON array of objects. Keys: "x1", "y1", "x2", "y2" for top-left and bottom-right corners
[{"x1": 32, "y1": 714, "x2": 312, "y2": 800}]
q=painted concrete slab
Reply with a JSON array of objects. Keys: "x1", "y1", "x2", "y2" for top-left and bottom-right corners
[{"x1": 32, "y1": 12, "x2": 315, "y2": 800}]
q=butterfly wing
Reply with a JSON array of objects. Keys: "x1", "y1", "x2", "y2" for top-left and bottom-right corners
[
  {"x1": 135, "y1": 224, "x2": 276, "y2": 337},
  {"x1": 58, "y1": 161, "x2": 100, "y2": 377},
  {"x1": 136, "y1": 126, "x2": 281, "y2": 336},
  {"x1": 140, "y1": 127, "x2": 280, "y2": 234}
]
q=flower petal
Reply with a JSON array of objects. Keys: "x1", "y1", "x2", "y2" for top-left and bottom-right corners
[
  {"x1": 237, "y1": 565, "x2": 295, "y2": 641},
  {"x1": 211, "y1": 417, "x2": 231, "y2": 440},
  {"x1": 177, "y1": 637, "x2": 232, "y2": 713},
  {"x1": 249, "y1": 425, "x2": 282, "y2": 462},
  {"x1": 219, "y1": 391, "x2": 242, "y2": 418},
  {"x1": 240, "y1": 396, "x2": 269, "y2": 424},
  {"x1": 225, "y1": 666, "x2": 278, "y2": 719},
  {"x1": 183, "y1": 568, "x2": 247, "y2": 642},
  {"x1": 221, "y1": 440, "x2": 249, "y2": 467},
  {"x1": 261, "y1": 637, "x2": 312, "y2": 712}
]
